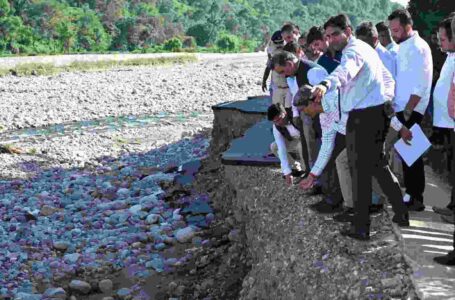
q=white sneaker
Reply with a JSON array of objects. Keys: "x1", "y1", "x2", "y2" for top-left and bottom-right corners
[{"x1": 403, "y1": 193, "x2": 411, "y2": 203}]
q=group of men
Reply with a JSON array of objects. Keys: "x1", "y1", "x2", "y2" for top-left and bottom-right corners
[{"x1": 262, "y1": 9, "x2": 455, "y2": 266}]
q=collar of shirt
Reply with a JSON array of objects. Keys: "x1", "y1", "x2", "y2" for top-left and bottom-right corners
[
  {"x1": 342, "y1": 35, "x2": 357, "y2": 55},
  {"x1": 399, "y1": 31, "x2": 420, "y2": 48},
  {"x1": 386, "y1": 41, "x2": 398, "y2": 50}
]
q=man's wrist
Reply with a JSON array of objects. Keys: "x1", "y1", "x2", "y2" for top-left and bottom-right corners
[{"x1": 319, "y1": 80, "x2": 330, "y2": 90}]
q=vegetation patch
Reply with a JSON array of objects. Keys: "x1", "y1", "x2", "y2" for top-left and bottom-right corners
[{"x1": 0, "y1": 55, "x2": 197, "y2": 77}]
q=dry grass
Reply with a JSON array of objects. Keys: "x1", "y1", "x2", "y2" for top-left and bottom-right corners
[{"x1": 0, "y1": 54, "x2": 197, "y2": 77}]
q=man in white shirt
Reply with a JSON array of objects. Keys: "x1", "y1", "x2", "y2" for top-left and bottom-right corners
[
  {"x1": 432, "y1": 18, "x2": 455, "y2": 217},
  {"x1": 268, "y1": 103, "x2": 306, "y2": 186},
  {"x1": 356, "y1": 21, "x2": 396, "y2": 78},
  {"x1": 376, "y1": 22, "x2": 400, "y2": 57},
  {"x1": 434, "y1": 14, "x2": 455, "y2": 267},
  {"x1": 388, "y1": 8, "x2": 433, "y2": 211},
  {"x1": 311, "y1": 14, "x2": 410, "y2": 240}
]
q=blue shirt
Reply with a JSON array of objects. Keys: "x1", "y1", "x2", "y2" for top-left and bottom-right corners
[{"x1": 317, "y1": 51, "x2": 342, "y2": 74}]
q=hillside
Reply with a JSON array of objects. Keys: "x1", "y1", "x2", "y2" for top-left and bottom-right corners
[{"x1": 0, "y1": 0, "x2": 401, "y2": 55}]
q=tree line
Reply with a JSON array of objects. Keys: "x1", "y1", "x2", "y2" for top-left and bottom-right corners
[{"x1": 2, "y1": 0, "x2": 442, "y2": 56}]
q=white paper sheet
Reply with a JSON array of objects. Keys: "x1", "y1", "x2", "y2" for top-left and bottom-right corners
[{"x1": 394, "y1": 124, "x2": 431, "y2": 167}]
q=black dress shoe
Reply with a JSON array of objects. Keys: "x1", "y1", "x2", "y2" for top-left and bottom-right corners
[
  {"x1": 406, "y1": 197, "x2": 425, "y2": 212},
  {"x1": 369, "y1": 204, "x2": 384, "y2": 214},
  {"x1": 340, "y1": 225, "x2": 370, "y2": 241},
  {"x1": 432, "y1": 206, "x2": 454, "y2": 216},
  {"x1": 310, "y1": 199, "x2": 343, "y2": 213},
  {"x1": 392, "y1": 212, "x2": 410, "y2": 227},
  {"x1": 433, "y1": 251, "x2": 455, "y2": 266},
  {"x1": 441, "y1": 215, "x2": 455, "y2": 224},
  {"x1": 333, "y1": 208, "x2": 354, "y2": 222}
]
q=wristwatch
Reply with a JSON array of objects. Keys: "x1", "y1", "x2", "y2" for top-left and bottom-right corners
[{"x1": 319, "y1": 80, "x2": 330, "y2": 90}]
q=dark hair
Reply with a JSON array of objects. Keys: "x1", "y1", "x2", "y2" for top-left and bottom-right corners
[
  {"x1": 375, "y1": 21, "x2": 389, "y2": 33},
  {"x1": 267, "y1": 103, "x2": 286, "y2": 121},
  {"x1": 271, "y1": 30, "x2": 284, "y2": 44},
  {"x1": 388, "y1": 8, "x2": 413, "y2": 27},
  {"x1": 283, "y1": 41, "x2": 301, "y2": 55},
  {"x1": 281, "y1": 22, "x2": 298, "y2": 34},
  {"x1": 299, "y1": 32, "x2": 307, "y2": 41},
  {"x1": 271, "y1": 50, "x2": 298, "y2": 69},
  {"x1": 355, "y1": 21, "x2": 378, "y2": 38},
  {"x1": 306, "y1": 26, "x2": 325, "y2": 45},
  {"x1": 324, "y1": 14, "x2": 352, "y2": 31},
  {"x1": 439, "y1": 17, "x2": 454, "y2": 42},
  {"x1": 293, "y1": 85, "x2": 315, "y2": 107}
]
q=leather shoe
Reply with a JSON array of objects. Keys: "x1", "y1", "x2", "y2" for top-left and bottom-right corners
[
  {"x1": 392, "y1": 213, "x2": 410, "y2": 227},
  {"x1": 432, "y1": 206, "x2": 454, "y2": 216},
  {"x1": 333, "y1": 208, "x2": 354, "y2": 222},
  {"x1": 310, "y1": 199, "x2": 343, "y2": 213},
  {"x1": 406, "y1": 198, "x2": 425, "y2": 212},
  {"x1": 441, "y1": 215, "x2": 455, "y2": 224},
  {"x1": 340, "y1": 225, "x2": 370, "y2": 241},
  {"x1": 433, "y1": 251, "x2": 455, "y2": 266},
  {"x1": 369, "y1": 204, "x2": 384, "y2": 214}
]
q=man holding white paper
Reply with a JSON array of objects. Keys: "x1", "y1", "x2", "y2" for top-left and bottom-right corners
[{"x1": 388, "y1": 8, "x2": 433, "y2": 211}]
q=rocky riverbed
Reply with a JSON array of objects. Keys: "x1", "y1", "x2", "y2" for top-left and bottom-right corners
[{"x1": 0, "y1": 54, "x2": 264, "y2": 298}]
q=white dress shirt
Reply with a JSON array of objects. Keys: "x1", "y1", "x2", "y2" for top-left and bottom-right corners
[
  {"x1": 394, "y1": 31, "x2": 433, "y2": 115},
  {"x1": 322, "y1": 36, "x2": 403, "y2": 131},
  {"x1": 323, "y1": 36, "x2": 395, "y2": 112},
  {"x1": 386, "y1": 41, "x2": 399, "y2": 57},
  {"x1": 273, "y1": 124, "x2": 301, "y2": 175},
  {"x1": 433, "y1": 53, "x2": 455, "y2": 128},
  {"x1": 376, "y1": 43, "x2": 396, "y2": 78},
  {"x1": 286, "y1": 76, "x2": 299, "y2": 116}
]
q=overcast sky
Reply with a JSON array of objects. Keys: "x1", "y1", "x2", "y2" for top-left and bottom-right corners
[{"x1": 391, "y1": 0, "x2": 409, "y2": 6}]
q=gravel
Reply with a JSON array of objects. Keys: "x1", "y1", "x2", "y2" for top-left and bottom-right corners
[
  {"x1": 0, "y1": 54, "x2": 264, "y2": 178},
  {"x1": 0, "y1": 54, "x2": 264, "y2": 298}
]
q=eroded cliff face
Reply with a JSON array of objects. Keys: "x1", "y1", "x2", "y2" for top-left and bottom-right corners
[
  {"x1": 211, "y1": 107, "x2": 417, "y2": 300},
  {"x1": 209, "y1": 108, "x2": 266, "y2": 156}
]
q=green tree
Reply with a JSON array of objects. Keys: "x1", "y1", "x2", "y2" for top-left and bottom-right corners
[
  {"x1": 408, "y1": 0, "x2": 455, "y2": 37},
  {"x1": 0, "y1": 0, "x2": 10, "y2": 17},
  {"x1": 164, "y1": 37, "x2": 182, "y2": 51},
  {"x1": 216, "y1": 33, "x2": 239, "y2": 52}
]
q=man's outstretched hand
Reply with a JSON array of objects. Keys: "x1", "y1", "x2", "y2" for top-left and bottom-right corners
[
  {"x1": 311, "y1": 85, "x2": 327, "y2": 103},
  {"x1": 262, "y1": 81, "x2": 268, "y2": 92},
  {"x1": 299, "y1": 174, "x2": 316, "y2": 190},
  {"x1": 285, "y1": 174, "x2": 294, "y2": 186}
]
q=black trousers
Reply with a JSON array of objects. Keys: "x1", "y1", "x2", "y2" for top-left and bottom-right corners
[
  {"x1": 322, "y1": 132, "x2": 346, "y2": 205},
  {"x1": 346, "y1": 104, "x2": 407, "y2": 230},
  {"x1": 396, "y1": 111, "x2": 425, "y2": 199}
]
